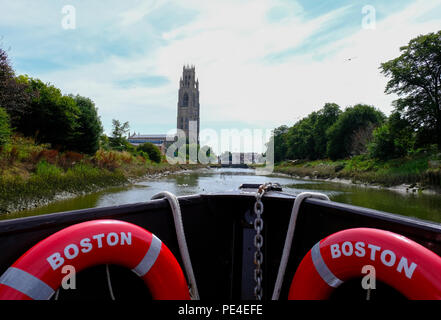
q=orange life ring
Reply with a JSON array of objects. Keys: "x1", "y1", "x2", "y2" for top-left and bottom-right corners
[
  {"x1": 0, "y1": 220, "x2": 190, "y2": 300},
  {"x1": 289, "y1": 228, "x2": 441, "y2": 300}
]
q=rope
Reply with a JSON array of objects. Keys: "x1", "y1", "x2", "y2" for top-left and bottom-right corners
[
  {"x1": 105, "y1": 264, "x2": 116, "y2": 300},
  {"x1": 271, "y1": 192, "x2": 330, "y2": 300},
  {"x1": 151, "y1": 191, "x2": 200, "y2": 300}
]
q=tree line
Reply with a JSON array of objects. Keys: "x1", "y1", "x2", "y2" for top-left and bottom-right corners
[
  {"x1": 0, "y1": 48, "x2": 163, "y2": 163},
  {"x1": 0, "y1": 49, "x2": 102, "y2": 155},
  {"x1": 270, "y1": 30, "x2": 441, "y2": 162}
]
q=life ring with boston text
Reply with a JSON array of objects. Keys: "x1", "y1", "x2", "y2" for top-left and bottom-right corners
[
  {"x1": 0, "y1": 220, "x2": 190, "y2": 300},
  {"x1": 288, "y1": 228, "x2": 441, "y2": 300}
]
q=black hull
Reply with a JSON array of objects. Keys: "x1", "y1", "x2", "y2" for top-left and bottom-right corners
[{"x1": 0, "y1": 186, "x2": 440, "y2": 300}]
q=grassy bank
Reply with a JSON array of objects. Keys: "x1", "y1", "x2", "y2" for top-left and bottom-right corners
[
  {"x1": 274, "y1": 153, "x2": 441, "y2": 189},
  {"x1": 0, "y1": 136, "x2": 203, "y2": 213}
]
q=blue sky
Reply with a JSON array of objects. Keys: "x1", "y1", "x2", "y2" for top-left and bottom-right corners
[{"x1": 1, "y1": 0, "x2": 440, "y2": 152}]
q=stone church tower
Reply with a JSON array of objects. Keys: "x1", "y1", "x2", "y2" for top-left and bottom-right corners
[{"x1": 177, "y1": 65, "x2": 200, "y2": 144}]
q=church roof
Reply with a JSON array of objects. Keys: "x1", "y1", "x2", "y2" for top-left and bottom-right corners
[{"x1": 129, "y1": 134, "x2": 169, "y2": 139}]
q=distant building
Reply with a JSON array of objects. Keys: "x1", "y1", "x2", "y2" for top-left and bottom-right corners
[
  {"x1": 129, "y1": 66, "x2": 201, "y2": 154},
  {"x1": 127, "y1": 134, "x2": 168, "y2": 153},
  {"x1": 219, "y1": 152, "x2": 265, "y2": 165}
]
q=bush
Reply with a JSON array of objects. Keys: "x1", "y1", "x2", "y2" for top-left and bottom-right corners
[
  {"x1": 35, "y1": 160, "x2": 63, "y2": 178},
  {"x1": 93, "y1": 150, "x2": 120, "y2": 170},
  {"x1": 137, "y1": 143, "x2": 162, "y2": 163}
]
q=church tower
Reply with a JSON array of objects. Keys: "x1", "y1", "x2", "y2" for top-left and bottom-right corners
[{"x1": 177, "y1": 65, "x2": 200, "y2": 144}]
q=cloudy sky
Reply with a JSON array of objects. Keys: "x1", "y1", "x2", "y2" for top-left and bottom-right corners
[{"x1": 1, "y1": 0, "x2": 441, "y2": 145}]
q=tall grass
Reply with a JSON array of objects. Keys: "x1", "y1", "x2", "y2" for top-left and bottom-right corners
[
  {"x1": 0, "y1": 162, "x2": 127, "y2": 213},
  {"x1": 0, "y1": 135, "x2": 203, "y2": 214},
  {"x1": 275, "y1": 153, "x2": 441, "y2": 188}
]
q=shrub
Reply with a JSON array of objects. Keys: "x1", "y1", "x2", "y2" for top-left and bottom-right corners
[
  {"x1": 35, "y1": 160, "x2": 63, "y2": 178},
  {"x1": 59, "y1": 151, "x2": 84, "y2": 169},
  {"x1": 93, "y1": 150, "x2": 120, "y2": 170},
  {"x1": 38, "y1": 149, "x2": 59, "y2": 165},
  {"x1": 137, "y1": 143, "x2": 162, "y2": 163}
]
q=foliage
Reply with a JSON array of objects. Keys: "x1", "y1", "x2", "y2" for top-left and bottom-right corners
[
  {"x1": 326, "y1": 104, "x2": 385, "y2": 160},
  {"x1": 350, "y1": 123, "x2": 376, "y2": 156},
  {"x1": 99, "y1": 134, "x2": 111, "y2": 150},
  {"x1": 12, "y1": 76, "x2": 80, "y2": 150},
  {"x1": 0, "y1": 107, "x2": 11, "y2": 147},
  {"x1": 271, "y1": 125, "x2": 289, "y2": 163},
  {"x1": 69, "y1": 95, "x2": 103, "y2": 155},
  {"x1": 369, "y1": 112, "x2": 415, "y2": 160},
  {"x1": 380, "y1": 30, "x2": 441, "y2": 149},
  {"x1": 368, "y1": 124, "x2": 395, "y2": 160},
  {"x1": 1, "y1": 49, "x2": 104, "y2": 155},
  {"x1": 35, "y1": 160, "x2": 63, "y2": 178},
  {"x1": 137, "y1": 142, "x2": 162, "y2": 163},
  {"x1": 311, "y1": 103, "x2": 342, "y2": 159},
  {"x1": 109, "y1": 119, "x2": 130, "y2": 151},
  {"x1": 274, "y1": 152, "x2": 439, "y2": 188},
  {"x1": 286, "y1": 117, "x2": 315, "y2": 160},
  {"x1": 271, "y1": 103, "x2": 342, "y2": 162},
  {"x1": 0, "y1": 50, "x2": 33, "y2": 130}
]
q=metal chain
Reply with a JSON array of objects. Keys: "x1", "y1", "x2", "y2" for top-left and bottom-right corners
[{"x1": 253, "y1": 183, "x2": 278, "y2": 300}]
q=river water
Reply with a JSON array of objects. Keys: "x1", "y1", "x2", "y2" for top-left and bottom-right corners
[{"x1": 4, "y1": 168, "x2": 441, "y2": 223}]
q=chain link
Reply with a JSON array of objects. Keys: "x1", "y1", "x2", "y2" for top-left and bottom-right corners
[{"x1": 253, "y1": 182, "x2": 280, "y2": 300}]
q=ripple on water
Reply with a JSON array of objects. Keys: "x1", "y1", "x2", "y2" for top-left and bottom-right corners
[{"x1": 4, "y1": 168, "x2": 441, "y2": 223}]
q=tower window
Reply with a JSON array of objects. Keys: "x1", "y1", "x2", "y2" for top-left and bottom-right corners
[{"x1": 183, "y1": 93, "x2": 189, "y2": 107}]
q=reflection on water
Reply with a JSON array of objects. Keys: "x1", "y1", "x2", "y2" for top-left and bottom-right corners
[{"x1": 3, "y1": 168, "x2": 441, "y2": 223}]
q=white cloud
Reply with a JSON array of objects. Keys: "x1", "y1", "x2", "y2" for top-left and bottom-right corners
[
  {"x1": 4, "y1": 0, "x2": 441, "y2": 138},
  {"x1": 146, "y1": 0, "x2": 441, "y2": 129},
  {"x1": 119, "y1": 0, "x2": 167, "y2": 27}
]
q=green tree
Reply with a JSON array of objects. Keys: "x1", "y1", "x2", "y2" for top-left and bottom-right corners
[
  {"x1": 326, "y1": 104, "x2": 385, "y2": 160},
  {"x1": 368, "y1": 124, "x2": 395, "y2": 160},
  {"x1": 109, "y1": 119, "x2": 130, "y2": 151},
  {"x1": 99, "y1": 134, "x2": 111, "y2": 150},
  {"x1": 268, "y1": 103, "x2": 341, "y2": 162},
  {"x1": 0, "y1": 50, "x2": 33, "y2": 129},
  {"x1": 70, "y1": 95, "x2": 103, "y2": 155},
  {"x1": 14, "y1": 77, "x2": 80, "y2": 149},
  {"x1": 369, "y1": 111, "x2": 414, "y2": 160},
  {"x1": 137, "y1": 142, "x2": 162, "y2": 163},
  {"x1": 286, "y1": 117, "x2": 315, "y2": 160},
  {"x1": 0, "y1": 107, "x2": 11, "y2": 147},
  {"x1": 381, "y1": 30, "x2": 441, "y2": 149},
  {"x1": 312, "y1": 103, "x2": 342, "y2": 159},
  {"x1": 271, "y1": 125, "x2": 289, "y2": 162}
]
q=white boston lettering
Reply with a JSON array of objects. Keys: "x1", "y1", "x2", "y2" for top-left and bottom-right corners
[
  {"x1": 64, "y1": 244, "x2": 79, "y2": 260},
  {"x1": 342, "y1": 241, "x2": 353, "y2": 256},
  {"x1": 328, "y1": 241, "x2": 418, "y2": 279},
  {"x1": 355, "y1": 241, "x2": 366, "y2": 257},
  {"x1": 330, "y1": 244, "x2": 341, "y2": 259},
  {"x1": 46, "y1": 231, "x2": 133, "y2": 270}
]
